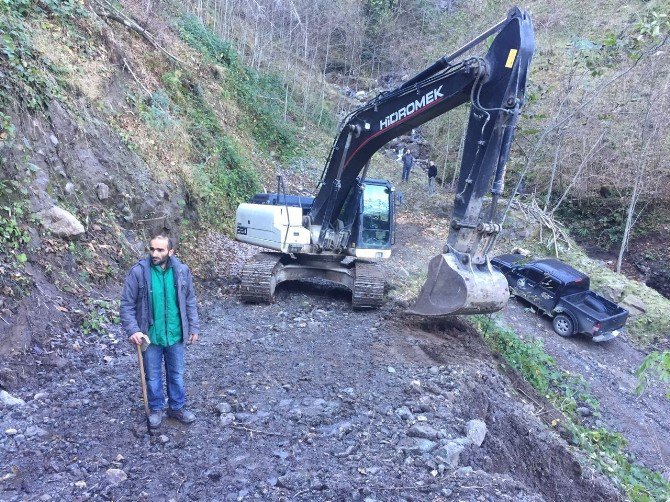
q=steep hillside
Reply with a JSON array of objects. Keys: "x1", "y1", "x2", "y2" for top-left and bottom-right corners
[{"x1": 0, "y1": 0, "x2": 328, "y2": 356}]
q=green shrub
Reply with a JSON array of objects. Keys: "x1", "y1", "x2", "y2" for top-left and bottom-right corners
[
  {"x1": 138, "y1": 91, "x2": 177, "y2": 130},
  {"x1": 636, "y1": 351, "x2": 670, "y2": 399},
  {"x1": 81, "y1": 299, "x2": 120, "y2": 335},
  {"x1": 158, "y1": 69, "x2": 260, "y2": 228},
  {"x1": 0, "y1": 0, "x2": 84, "y2": 109},
  {"x1": 0, "y1": 180, "x2": 30, "y2": 252}
]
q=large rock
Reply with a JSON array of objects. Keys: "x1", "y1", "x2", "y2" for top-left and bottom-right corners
[
  {"x1": 397, "y1": 437, "x2": 437, "y2": 455},
  {"x1": 106, "y1": 468, "x2": 127, "y2": 485},
  {"x1": 620, "y1": 295, "x2": 647, "y2": 316},
  {"x1": 434, "y1": 441, "x2": 466, "y2": 468},
  {"x1": 408, "y1": 424, "x2": 439, "y2": 440},
  {"x1": 465, "y1": 419, "x2": 487, "y2": 447},
  {"x1": 95, "y1": 182, "x2": 110, "y2": 200},
  {"x1": 0, "y1": 390, "x2": 25, "y2": 407},
  {"x1": 34, "y1": 206, "x2": 85, "y2": 237}
]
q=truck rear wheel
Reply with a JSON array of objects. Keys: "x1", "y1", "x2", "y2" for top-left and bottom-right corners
[{"x1": 552, "y1": 314, "x2": 574, "y2": 337}]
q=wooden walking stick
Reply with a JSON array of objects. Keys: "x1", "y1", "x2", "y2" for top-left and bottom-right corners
[{"x1": 135, "y1": 341, "x2": 152, "y2": 435}]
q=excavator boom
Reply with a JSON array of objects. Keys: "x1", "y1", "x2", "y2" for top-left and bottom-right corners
[{"x1": 235, "y1": 7, "x2": 534, "y2": 314}]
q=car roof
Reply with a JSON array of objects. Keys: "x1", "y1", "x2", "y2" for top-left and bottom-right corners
[
  {"x1": 530, "y1": 259, "x2": 588, "y2": 283},
  {"x1": 492, "y1": 255, "x2": 588, "y2": 283}
]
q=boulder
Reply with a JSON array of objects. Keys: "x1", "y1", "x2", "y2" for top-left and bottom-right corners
[
  {"x1": 0, "y1": 390, "x2": 25, "y2": 407},
  {"x1": 408, "y1": 424, "x2": 439, "y2": 440},
  {"x1": 620, "y1": 295, "x2": 647, "y2": 316},
  {"x1": 34, "y1": 206, "x2": 85, "y2": 237},
  {"x1": 600, "y1": 282, "x2": 626, "y2": 302},
  {"x1": 95, "y1": 182, "x2": 110, "y2": 200},
  {"x1": 397, "y1": 437, "x2": 437, "y2": 455},
  {"x1": 465, "y1": 419, "x2": 487, "y2": 447},
  {"x1": 434, "y1": 441, "x2": 465, "y2": 468},
  {"x1": 106, "y1": 468, "x2": 127, "y2": 485}
]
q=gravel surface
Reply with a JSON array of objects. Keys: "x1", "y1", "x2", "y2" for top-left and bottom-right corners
[{"x1": 0, "y1": 222, "x2": 632, "y2": 500}]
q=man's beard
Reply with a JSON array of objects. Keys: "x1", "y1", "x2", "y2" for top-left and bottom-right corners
[{"x1": 152, "y1": 256, "x2": 169, "y2": 267}]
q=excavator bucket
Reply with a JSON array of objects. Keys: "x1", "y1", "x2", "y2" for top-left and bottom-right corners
[{"x1": 408, "y1": 253, "x2": 510, "y2": 316}]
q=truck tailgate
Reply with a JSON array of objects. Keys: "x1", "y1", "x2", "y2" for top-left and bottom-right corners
[{"x1": 561, "y1": 291, "x2": 629, "y2": 332}]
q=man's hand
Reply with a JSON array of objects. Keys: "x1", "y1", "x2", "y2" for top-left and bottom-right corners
[
  {"x1": 129, "y1": 332, "x2": 145, "y2": 345},
  {"x1": 188, "y1": 333, "x2": 199, "y2": 344}
]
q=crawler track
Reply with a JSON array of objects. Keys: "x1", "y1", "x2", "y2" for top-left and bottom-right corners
[
  {"x1": 352, "y1": 261, "x2": 385, "y2": 309},
  {"x1": 239, "y1": 252, "x2": 283, "y2": 303}
]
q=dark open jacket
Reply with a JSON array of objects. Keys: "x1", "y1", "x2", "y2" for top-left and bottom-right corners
[{"x1": 120, "y1": 256, "x2": 200, "y2": 340}]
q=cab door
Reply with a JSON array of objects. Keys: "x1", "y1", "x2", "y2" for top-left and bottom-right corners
[
  {"x1": 536, "y1": 274, "x2": 559, "y2": 313},
  {"x1": 513, "y1": 267, "x2": 545, "y2": 307}
]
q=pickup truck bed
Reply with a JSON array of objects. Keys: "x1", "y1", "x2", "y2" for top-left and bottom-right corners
[{"x1": 559, "y1": 291, "x2": 629, "y2": 341}]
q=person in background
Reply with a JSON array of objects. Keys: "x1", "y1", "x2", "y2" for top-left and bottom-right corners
[
  {"x1": 427, "y1": 160, "x2": 438, "y2": 194},
  {"x1": 401, "y1": 148, "x2": 414, "y2": 182},
  {"x1": 120, "y1": 234, "x2": 200, "y2": 428}
]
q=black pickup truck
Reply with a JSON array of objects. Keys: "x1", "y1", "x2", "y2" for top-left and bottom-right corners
[{"x1": 491, "y1": 254, "x2": 629, "y2": 342}]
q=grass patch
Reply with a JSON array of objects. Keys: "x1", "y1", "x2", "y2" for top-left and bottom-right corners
[
  {"x1": 160, "y1": 69, "x2": 259, "y2": 230},
  {"x1": 475, "y1": 316, "x2": 670, "y2": 501},
  {"x1": 0, "y1": 0, "x2": 85, "y2": 109},
  {"x1": 177, "y1": 14, "x2": 301, "y2": 161}
]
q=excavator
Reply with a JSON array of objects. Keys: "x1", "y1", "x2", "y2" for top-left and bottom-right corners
[{"x1": 234, "y1": 7, "x2": 534, "y2": 316}]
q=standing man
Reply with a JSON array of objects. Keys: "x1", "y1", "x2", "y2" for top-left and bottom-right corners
[
  {"x1": 401, "y1": 148, "x2": 414, "y2": 182},
  {"x1": 427, "y1": 160, "x2": 438, "y2": 194},
  {"x1": 120, "y1": 234, "x2": 200, "y2": 428}
]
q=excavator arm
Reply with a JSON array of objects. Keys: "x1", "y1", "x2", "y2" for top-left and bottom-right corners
[
  {"x1": 310, "y1": 7, "x2": 533, "y2": 257},
  {"x1": 309, "y1": 6, "x2": 534, "y2": 316}
]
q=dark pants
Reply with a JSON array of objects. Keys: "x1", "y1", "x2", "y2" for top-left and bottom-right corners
[
  {"x1": 143, "y1": 342, "x2": 186, "y2": 411},
  {"x1": 402, "y1": 165, "x2": 411, "y2": 181},
  {"x1": 428, "y1": 176, "x2": 436, "y2": 194}
]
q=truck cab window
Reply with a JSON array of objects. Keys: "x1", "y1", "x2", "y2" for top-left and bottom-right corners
[
  {"x1": 540, "y1": 275, "x2": 558, "y2": 292},
  {"x1": 361, "y1": 184, "x2": 391, "y2": 248},
  {"x1": 521, "y1": 268, "x2": 544, "y2": 283}
]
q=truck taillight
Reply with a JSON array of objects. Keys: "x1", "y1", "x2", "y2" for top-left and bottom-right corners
[{"x1": 592, "y1": 322, "x2": 601, "y2": 334}]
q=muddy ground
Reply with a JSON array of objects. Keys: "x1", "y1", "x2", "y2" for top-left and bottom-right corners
[
  {"x1": 0, "y1": 290, "x2": 617, "y2": 500},
  {"x1": 6, "y1": 218, "x2": 669, "y2": 500}
]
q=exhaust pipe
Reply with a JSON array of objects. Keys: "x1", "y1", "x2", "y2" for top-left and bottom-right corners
[{"x1": 407, "y1": 250, "x2": 509, "y2": 317}]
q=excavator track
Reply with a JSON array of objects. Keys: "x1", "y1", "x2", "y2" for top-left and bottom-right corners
[
  {"x1": 352, "y1": 261, "x2": 385, "y2": 309},
  {"x1": 240, "y1": 252, "x2": 283, "y2": 303}
]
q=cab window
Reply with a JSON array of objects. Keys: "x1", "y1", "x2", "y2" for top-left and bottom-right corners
[
  {"x1": 521, "y1": 268, "x2": 544, "y2": 283},
  {"x1": 539, "y1": 275, "x2": 559, "y2": 293},
  {"x1": 360, "y1": 184, "x2": 391, "y2": 248}
]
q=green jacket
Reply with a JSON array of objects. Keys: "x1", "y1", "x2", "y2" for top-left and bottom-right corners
[{"x1": 148, "y1": 263, "x2": 183, "y2": 346}]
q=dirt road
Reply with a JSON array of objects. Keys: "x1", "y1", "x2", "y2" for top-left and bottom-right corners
[
  {"x1": 1, "y1": 282, "x2": 621, "y2": 500},
  {"x1": 6, "y1": 220, "x2": 658, "y2": 500}
]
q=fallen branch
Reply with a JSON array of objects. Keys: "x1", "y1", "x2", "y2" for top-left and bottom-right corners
[
  {"x1": 122, "y1": 58, "x2": 152, "y2": 97},
  {"x1": 510, "y1": 196, "x2": 571, "y2": 256}
]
